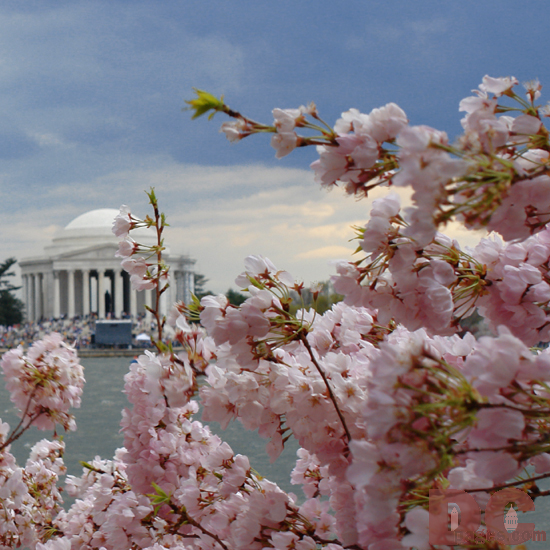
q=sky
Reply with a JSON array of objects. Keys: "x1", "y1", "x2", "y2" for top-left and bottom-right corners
[{"x1": 2, "y1": 0, "x2": 550, "y2": 294}]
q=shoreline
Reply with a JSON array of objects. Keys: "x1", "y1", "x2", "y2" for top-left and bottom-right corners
[
  {"x1": 75, "y1": 348, "x2": 154, "y2": 358},
  {"x1": 0, "y1": 347, "x2": 175, "y2": 358}
]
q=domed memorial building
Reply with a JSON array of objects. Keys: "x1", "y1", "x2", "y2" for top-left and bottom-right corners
[{"x1": 19, "y1": 209, "x2": 195, "y2": 321}]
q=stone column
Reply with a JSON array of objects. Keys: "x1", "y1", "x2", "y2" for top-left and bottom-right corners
[
  {"x1": 159, "y1": 286, "x2": 167, "y2": 317},
  {"x1": 184, "y1": 272, "x2": 193, "y2": 304},
  {"x1": 82, "y1": 270, "x2": 90, "y2": 316},
  {"x1": 98, "y1": 269, "x2": 105, "y2": 319},
  {"x1": 144, "y1": 288, "x2": 153, "y2": 321},
  {"x1": 189, "y1": 271, "x2": 195, "y2": 298},
  {"x1": 34, "y1": 273, "x2": 41, "y2": 321},
  {"x1": 115, "y1": 269, "x2": 124, "y2": 318},
  {"x1": 67, "y1": 270, "x2": 75, "y2": 318},
  {"x1": 175, "y1": 271, "x2": 182, "y2": 302},
  {"x1": 27, "y1": 274, "x2": 34, "y2": 321},
  {"x1": 26, "y1": 274, "x2": 31, "y2": 321},
  {"x1": 130, "y1": 286, "x2": 137, "y2": 318},
  {"x1": 166, "y1": 273, "x2": 174, "y2": 307},
  {"x1": 22, "y1": 275, "x2": 29, "y2": 321},
  {"x1": 53, "y1": 272, "x2": 60, "y2": 318}
]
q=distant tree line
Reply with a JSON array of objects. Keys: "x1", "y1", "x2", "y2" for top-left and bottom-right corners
[
  {"x1": 194, "y1": 272, "x2": 247, "y2": 306},
  {"x1": 194, "y1": 272, "x2": 341, "y2": 312},
  {"x1": 0, "y1": 258, "x2": 24, "y2": 326}
]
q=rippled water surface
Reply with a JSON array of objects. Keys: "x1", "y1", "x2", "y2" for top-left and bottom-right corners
[{"x1": 0, "y1": 355, "x2": 299, "y2": 495}]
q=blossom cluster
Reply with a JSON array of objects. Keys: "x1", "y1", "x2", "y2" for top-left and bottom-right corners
[
  {"x1": 180, "y1": 257, "x2": 550, "y2": 549},
  {"x1": 1, "y1": 332, "x2": 85, "y2": 432},
  {"x1": 113, "y1": 192, "x2": 169, "y2": 294},
  {"x1": 0, "y1": 333, "x2": 83, "y2": 548},
  {"x1": 330, "y1": 191, "x2": 550, "y2": 346},
  {"x1": 52, "y1": 348, "x2": 348, "y2": 550},
  {"x1": 0, "y1": 439, "x2": 67, "y2": 549}
]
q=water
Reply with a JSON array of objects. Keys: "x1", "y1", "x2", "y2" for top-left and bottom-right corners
[{"x1": 0, "y1": 355, "x2": 300, "y2": 497}]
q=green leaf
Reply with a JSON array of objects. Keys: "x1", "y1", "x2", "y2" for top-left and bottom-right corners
[
  {"x1": 146, "y1": 482, "x2": 172, "y2": 515},
  {"x1": 146, "y1": 187, "x2": 157, "y2": 206},
  {"x1": 184, "y1": 89, "x2": 225, "y2": 120},
  {"x1": 156, "y1": 340, "x2": 168, "y2": 353},
  {"x1": 151, "y1": 482, "x2": 170, "y2": 499},
  {"x1": 250, "y1": 467, "x2": 264, "y2": 481}
]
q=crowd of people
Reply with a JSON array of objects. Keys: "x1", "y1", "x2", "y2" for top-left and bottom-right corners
[{"x1": 0, "y1": 314, "x2": 157, "y2": 350}]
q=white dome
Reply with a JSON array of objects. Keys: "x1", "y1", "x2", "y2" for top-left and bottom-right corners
[
  {"x1": 65, "y1": 209, "x2": 120, "y2": 230},
  {"x1": 45, "y1": 208, "x2": 159, "y2": 256}
]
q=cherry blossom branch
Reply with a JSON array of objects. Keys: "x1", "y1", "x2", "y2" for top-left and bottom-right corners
[
  {"x1": 115, "y1": 190, "x2": 171, "y2": 352},
  {"x1": 529, "y1": 488, "x2": 550, "y2": 499},
  {"x1": 466, "y1": 472, "x2": 550, "y2": 494},
  {"x1": 1, "y1": 413, "x2": 42, "y2": 451},
  {"x1": 454, "y1": 441, "x2": 550, "y2": 457},
  {"x1": 187, "y1": 518, "x2": 229, "y2": 550},
  {"x1": 169, "y1": 504, "x2": 229, "y2": 550},
  {"x1": 1, "y1": 387, "x2": 41, "y2": 451},
  {"x1": 299, "y1": 333, "x2": 352, "y2": 443},
  {"x1": 148, "y1": 189, "x2": 168, "y2": 349},
  {"x1": 312, "y1": 534, "x2": 362, "y2": 550},
  {"x1": 476, "y1": 401, "x2": 550, "y2": 417}
]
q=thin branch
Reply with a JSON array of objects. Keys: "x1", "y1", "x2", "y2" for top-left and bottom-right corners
[
  {"x1": 152, "y1": 200, "x2": 164, "y2": 346},
  {"x1": 169, "y1": 504, "x2": 229, "y2": 550},
  {"x1": 187, "y1": 517, "x2": 229, "y2": 550},
  {"x1": 1, "y1": 387, "x2": 42, "y2": 451},
  {"x1": 454, "y1": 440, "x2": 550, "y2": 456},
  {"x1": 312, "y1": 534, "x2": 362, "y2": 550},
  {"x1": 476, "y1": 401, "x2": 550, "y2": 416},
  {"x1": 466, "y1": 472, "x2": 550, "y2": 493},
  {"x1": 300, "y1": 333, "x2": 352, "y2": 443}
]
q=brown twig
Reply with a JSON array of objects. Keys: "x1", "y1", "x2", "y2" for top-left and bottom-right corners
[
  {"x1": 466, "y1": 472, "x2": 550, "y2": 493},
  {"x1": 1, "y1": 386, "x2": 42, "y2": 451},
  {"x1": 300, "y1": 333, "x2": 352, "y2": 443},
  {"x1": 169, "y1": 504, "x2": 229, "y2": 550},
  {"x1": 312, "y1": 534, "x2": 362, "y2": 550},
  {"x1": 151, "y1": 198, "x2": 165, "y2": 348}
]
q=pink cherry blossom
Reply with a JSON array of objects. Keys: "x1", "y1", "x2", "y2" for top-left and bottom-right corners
[
  {"x1": 115, "y1": 236, "x2": 139, "y2": 258},
  {"x1": 112, "y1": 204, "x2": 134, "y2": 238},
  {"x1": 1, "y1": 333, "x2": 85, "y2": 432},
  {"x1": 479, "y1": 74, "x2": 519, "y2": 96},
  {"x1": 271, "y1": 131, "x2": 299, "y2": 158},
  {"x1": 272, "y1": 107, "x2": 304, "y2": 131},
  {"x1": 220, "y1": 118, "x2": 249, "y2": 141}
]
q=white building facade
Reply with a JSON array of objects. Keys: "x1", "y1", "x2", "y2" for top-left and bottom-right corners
[{"x1": 19, "y1": 209, "x2": 195, "y2": 321}]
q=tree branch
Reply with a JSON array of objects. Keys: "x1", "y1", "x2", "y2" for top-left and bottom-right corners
[
  {"x1": 300, "y1": 333, "x2": 352, "y2": 443},
  {"x1": 466, "y1": 472, "x2": 550, "y2": 493}
]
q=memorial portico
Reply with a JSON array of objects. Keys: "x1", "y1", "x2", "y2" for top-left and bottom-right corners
[{"x1": 20, "y1": 209, "x2": 195, "y2": 321}]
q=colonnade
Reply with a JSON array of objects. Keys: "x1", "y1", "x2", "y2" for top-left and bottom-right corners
[{"x1": 21, "y1": 268, "x2": 161, "y2": 322}]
